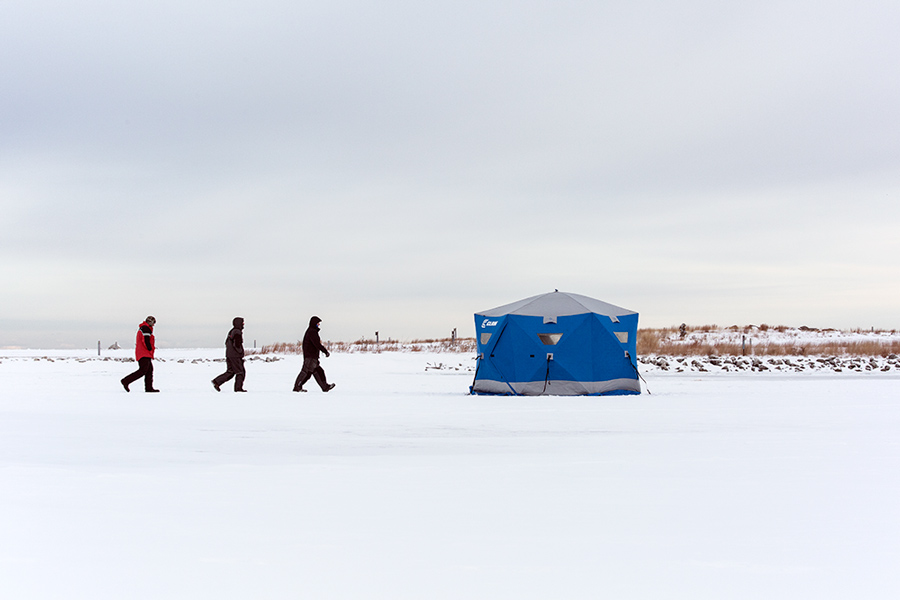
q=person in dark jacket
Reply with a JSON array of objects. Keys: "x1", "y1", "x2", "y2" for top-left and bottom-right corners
[
  {"x1": 293, "y1": 316, "x2": 335, "y2": 392},
  {"x1": 121, "y1": 316, "x2": 159, "y2": 392},
  {"x1": 212, "y1": 317, "x2": 247, "y2": 392}
]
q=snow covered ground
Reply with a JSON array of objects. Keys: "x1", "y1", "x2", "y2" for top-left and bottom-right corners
[{"x1": 2, "y1": 348, "x2": 899, "y2": 599}]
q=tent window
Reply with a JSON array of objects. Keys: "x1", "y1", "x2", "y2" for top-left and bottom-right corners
[
  {"x1": 538, "y1": 333, "x2": 563, "y2": 345},
  {"x1": 480, "y1": 333, "x2": 492, "y2": 345},
  {"x1": 614, "y1": 332, "x2": 628, "y2": 343}
]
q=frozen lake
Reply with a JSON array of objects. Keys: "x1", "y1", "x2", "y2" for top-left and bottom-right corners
[{"x1": 1, "y1": 349, "x2": 898, "y2": 599}]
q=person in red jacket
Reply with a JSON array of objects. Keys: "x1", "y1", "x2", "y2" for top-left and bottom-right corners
[{"x1": 121, "y1": 316, "x2": 159, "y2": 392}]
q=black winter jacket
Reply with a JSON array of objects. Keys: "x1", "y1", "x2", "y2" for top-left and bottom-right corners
[
  {"x1": 302, "y1": 316, "x2": 329, "y2": 359},
  {"x1": 226, "y1": 318, "x2": 245, "y2": 359}
]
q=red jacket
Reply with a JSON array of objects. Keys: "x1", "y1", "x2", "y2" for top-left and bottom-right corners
[{"x1": 135, "y1": 321, "x2": 155, "y2": 360}]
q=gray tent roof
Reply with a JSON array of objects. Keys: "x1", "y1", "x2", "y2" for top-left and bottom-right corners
[{"x1": 477, "y1": 291, "x2": 636, "y2": 318}]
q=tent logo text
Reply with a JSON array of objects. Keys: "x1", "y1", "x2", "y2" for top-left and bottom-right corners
[{"x1": 481, "y1": 319, "x2": 499, "y2": 328}]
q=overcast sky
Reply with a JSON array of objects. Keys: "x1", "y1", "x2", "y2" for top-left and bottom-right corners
[{"x1": 3, "y1": 0, "x2": 899, "y2": 348}]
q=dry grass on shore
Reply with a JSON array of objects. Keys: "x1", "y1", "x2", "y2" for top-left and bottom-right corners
[
  {"x1": 258, "y1": 326, "x2": 900, "y2": 358},
  {"x1": 260, "y1": 337, "x2": 477, "y2": 355},
  {"x1": 638, "y1": 325, "x2": 900, "y2": 357}
]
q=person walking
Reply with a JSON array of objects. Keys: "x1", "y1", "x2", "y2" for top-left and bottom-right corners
[
  {"x1": 212, "y1": 317, "x2": 247, "y2": 392},
  {"x1": 293, "y1": 316, "x2": 335, "y2": 392},
  {"x1": 121, "y1": 316, "x2": 159, "y2": 392}
]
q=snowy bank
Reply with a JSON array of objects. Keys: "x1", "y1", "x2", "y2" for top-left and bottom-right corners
[{"x1": 639, "y1": 353, "x2": 900, "y2": 373}]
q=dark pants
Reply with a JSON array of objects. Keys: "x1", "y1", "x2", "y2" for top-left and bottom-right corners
[
  {"x1": 294, "y1": 357, "x2": 329, "y2": 391},
  {"x1": 122, "y1": 357, "x2": 154, "y2": 391},
  {"x1": 213, "y1": 357, "x2": 246, "y2": 391}
]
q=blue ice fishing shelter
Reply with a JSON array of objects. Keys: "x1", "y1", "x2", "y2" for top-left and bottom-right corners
[{"x1": 471, "y1": 291, "x2": 641, "y2": 396}]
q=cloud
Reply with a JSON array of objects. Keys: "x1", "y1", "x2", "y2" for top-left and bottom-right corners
[{"x1": 3, "y1": 0, "x2": 900, "y2": 346}]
